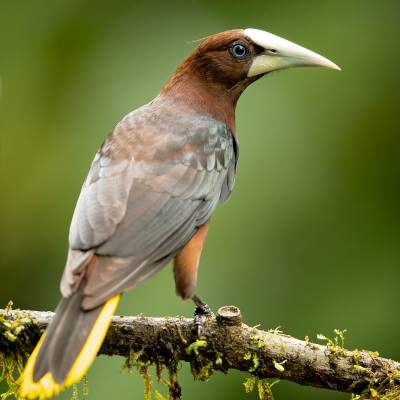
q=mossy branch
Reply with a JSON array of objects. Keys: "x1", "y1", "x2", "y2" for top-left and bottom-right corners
[{"x1": 1, "y1": 306, "x2": 400, "y2": 399}]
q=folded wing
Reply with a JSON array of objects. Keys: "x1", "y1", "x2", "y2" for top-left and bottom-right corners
[{"x1": 61, "y1": 106, "x2": 238, "y2": 309}]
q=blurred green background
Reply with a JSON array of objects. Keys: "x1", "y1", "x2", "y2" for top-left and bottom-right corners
[{"x1": 1, "y1": 0, "x2": 399, "y2": 399}]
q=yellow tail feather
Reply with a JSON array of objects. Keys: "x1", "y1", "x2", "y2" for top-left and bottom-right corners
[{"x1": 19, "y1": 295, "x2": 120, "y2": 399}]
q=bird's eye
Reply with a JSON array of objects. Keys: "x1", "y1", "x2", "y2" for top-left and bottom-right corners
[{"x1": 230, "y1": 43, "x2": 249, "y2": 59}]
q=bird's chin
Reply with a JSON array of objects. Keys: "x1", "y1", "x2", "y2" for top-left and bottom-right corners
[{"x1": 246, "y1": 72, "x2": 268, "y2": 84}]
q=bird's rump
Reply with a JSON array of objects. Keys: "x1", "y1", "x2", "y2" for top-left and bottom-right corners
[{"x1": 62, "y1": 102, "x2": 238, "y2": 308}]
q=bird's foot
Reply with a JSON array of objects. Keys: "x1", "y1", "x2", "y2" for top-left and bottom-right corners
[{"x1": 192, "y1": 294, "x2": 212, "y2": 338}]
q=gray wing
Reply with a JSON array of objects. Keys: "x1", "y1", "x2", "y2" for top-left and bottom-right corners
[
  {"x1": 219, "y1": 135, "x2": 238, "y2": 203},
  {"x1": 61, "y1": 108, "x2": 236, "y2": 309}
]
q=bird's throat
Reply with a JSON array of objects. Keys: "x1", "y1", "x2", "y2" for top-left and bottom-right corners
[{"x1": 161, "y1": 70, "x2": 239, "y2": 134}]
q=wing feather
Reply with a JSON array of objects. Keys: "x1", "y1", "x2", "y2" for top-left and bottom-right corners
[{"x1": 62, "y1": 104, "x2": 238, "y2": 307}]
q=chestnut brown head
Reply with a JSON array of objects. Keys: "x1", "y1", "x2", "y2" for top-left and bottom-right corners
[
  {"x1": 167, "y1": 28, "x2": 340, "y2": 94},
  {"x1": 162, "y1": 28, "x2": 340, "y2": 130}
]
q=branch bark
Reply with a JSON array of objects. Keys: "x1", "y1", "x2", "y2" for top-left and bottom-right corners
[{"x1": 1, "y1": 306, "x2": 400, "y2": 398}]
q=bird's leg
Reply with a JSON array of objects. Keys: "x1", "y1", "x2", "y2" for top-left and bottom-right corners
[{"x1": 192, "y1": 294, "x2": 212, "y2": 338}]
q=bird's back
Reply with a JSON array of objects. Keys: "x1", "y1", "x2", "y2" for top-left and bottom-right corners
[{"x1": 63, "y1": 96, "x2": 238, "y2": 309}]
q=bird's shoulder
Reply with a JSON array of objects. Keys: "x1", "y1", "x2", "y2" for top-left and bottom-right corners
[{"x1": 96, "y1": 100, "x2": 235, "y2": 172}]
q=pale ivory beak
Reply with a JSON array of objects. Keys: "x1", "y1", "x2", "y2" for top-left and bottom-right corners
[{"x1": 244, "y1": 28, "x2": 341, "y2": 77}]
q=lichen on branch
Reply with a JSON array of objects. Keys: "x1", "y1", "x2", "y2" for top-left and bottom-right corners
[{"x1": 1, "y1": 305, "x2": 400, "y2": 399}]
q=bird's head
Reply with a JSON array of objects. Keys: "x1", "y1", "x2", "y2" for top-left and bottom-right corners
[
  {"x1": 162, "y1": 28, "x2": 340, "y2": 128},
  {"x1": 165, "y1": 28, "x2": 339, "y2": 91}
]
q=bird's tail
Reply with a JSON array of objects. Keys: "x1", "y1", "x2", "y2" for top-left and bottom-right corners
[{"x1": 19, "y1": 290, "x2": 120, "y2": 399}]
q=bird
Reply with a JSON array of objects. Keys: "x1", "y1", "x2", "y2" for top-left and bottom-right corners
[{"x1": 19, "y1": 28, "x2": 340, "y2": 399}]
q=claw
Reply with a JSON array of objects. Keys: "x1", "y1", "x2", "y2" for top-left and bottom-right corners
[{"x1": 192, "y1": 295, "x2": 212, "y2": 338}]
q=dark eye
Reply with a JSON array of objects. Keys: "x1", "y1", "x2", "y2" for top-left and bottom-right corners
[{"x1": 230, "y1": 43, "x2": 249, "y2": 59}]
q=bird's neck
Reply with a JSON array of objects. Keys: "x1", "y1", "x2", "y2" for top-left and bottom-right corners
[{"x1": 160, "y1": 67, "x2": 241, "y2": 134}]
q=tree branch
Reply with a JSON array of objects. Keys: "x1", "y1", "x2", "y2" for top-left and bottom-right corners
[{"x1": 1, "y1": 306, "x2": 400, "y2": 398}]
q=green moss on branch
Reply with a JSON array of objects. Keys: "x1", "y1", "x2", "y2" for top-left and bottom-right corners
[{"x1": 1, "y1": 305, "x2": 400, "y2": 400}]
